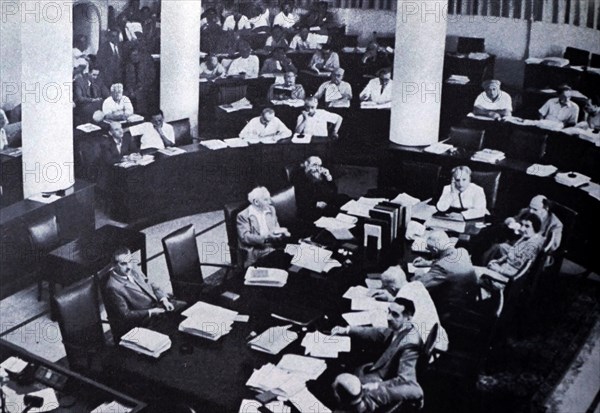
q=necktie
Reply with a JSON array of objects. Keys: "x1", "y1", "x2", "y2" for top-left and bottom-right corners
[
  {"x1": 458, "y1": 192, "x2": 465, "y2": 210},
  {"x1": 380, "y1": 83, "x2": 385, "y2": 95}
]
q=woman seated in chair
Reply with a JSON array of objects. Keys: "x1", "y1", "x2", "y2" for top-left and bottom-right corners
[
  {"x1": 436, "y1": 165, "x2": 487, "y2": 218},
  {"x1": 484, "y1": 212, "x2": 545, "y2": 278}
]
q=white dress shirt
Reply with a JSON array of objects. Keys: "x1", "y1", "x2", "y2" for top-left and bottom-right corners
[
  {"x1": 130, "y1": 122, "x2": 175, "y2": 150},
  {"x1": 309, "y1": 51, "x2": 340, "y2": 71},
  {"x1": 102, "y1": 96, "x2": 134, "y2": 119},
  {"x1": 539, "y1": 98, "x2": 580, "y2": 126},
  {"x1": 223, "y1": 15, "x2": 251, "y2": 31},
  {"x1": 360, "y1": 78, "x2": 394, "y2": 104},
  {"x1": 296, "y1": 109, "x2": 341, "y2": 137},
  {"x1": 289, "y1": 33, "x2": 322, "y2": 50},
  {"x1": 239, "y1": 116, "x2": 292, "y2": 140},
  {"x1": 248, "y1": 9, "x2": 270, "y2": 28},
  {"x1": 436, "y1": 183, "x2": 487, "y2": 213},
  {"x1": 473, "y1": 91, "x2": 513, "y2": 112},
  {"x1": 315, "y1": 80, "x2": 352, "y2": 107},
  {"x1": 273, "y1": 11, "x2": 299, "y2": 29},
  {"x1": 227, "y1": 55, "x2": 260, "y2": 78}
]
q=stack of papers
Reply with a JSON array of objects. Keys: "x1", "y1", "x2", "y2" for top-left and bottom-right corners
[
  {"x1": 157, "y1": 147, "x2": 186, "y2": 156},
  {"x1": 340, "y1": 197, "x2": 387, "y2": 218},
  {"x1": 555, "y1": 171, "x2": 592, "y2": 187},
  {"x1": 390, "y1": 193, "x2": 421, "y2": 206},
  {"x1": 289, "y1": 242, "x2": 341, "y2": 273},
  {"x1": 76, "y1": 123, "x2": 101, "y2": 133},
  {"x1": 116, "y1": 154, "x2": 155, "y2": 168},
  {"x1": 424, "y1": 142, "x2": 454, "y2": 154},
  {"x1": 91, "y1": 401, "x2": 132, "y2": 413},
  {"x1": 219, "y1": 97, "x2": 253, "y2": 113},
  {"x1": 343, "y1": 285, "x2": 373, "y2": 300},
  {"x1": 289, "y1": 388, "x2": 332, "y2": 413},
  {"x1": 446, "y1": 74, "x2": 470, "y2": 84},
  {"x1": 291, "y1": 133, "x2": 312, "y2": 144},
  {"x1": 301, "y1": 331, "x2": 351, "y2": 358},
  {"x1": 277, "y1": 354, "x2": 327, "y2": 381},
  {"x1": 471, "y1": 148, "x2": 505, "y2": 163},
  {"x1": 411, "y1": 202, "x2": 437, "y2": 221},
  {"x1": 272, "y1": 99, "x2": 305, "y2": 108},
  {"x1": 223, "y1": 138, "x2": 249, "y2": 148},
  {"x1": 425, "y1": 215, "x2": 467, "y2": 233},
  {"x1": 119, "y1": 328, "x2": 171, "y2": 358},
  {"x1": 200, "y1": 139, "x2": 228, "y2": 150},
  {"x1": 527, "y1": 164, "x2": 558, "y2": 177},
  {"x1": 246, "y1": 363, "x2": 306, "y2": 398},
  {"x1": 179, "y1": 301, "x2": 238, "y2": 341},
  {"x1": 342, "y1": 310, "x2": 387, "y2": 327},
  {"x1": 248, "y1": 325, "x2": 298, "y2": 355},
  {"x1": 542, "y1": 57, "x2": 569, "y2": 67},
  {"x1": 244, "y1": 267, "x2": 289, "y2": 287},
  {"x1": 314, "y1": 214, "x2": 356, "y2": 240},
  {"x1": 361, "y1": 101, "x2": 391, "y2": 109},
  {"x1": 0, "y1": 356, "x2": 28, "y2": 374}
]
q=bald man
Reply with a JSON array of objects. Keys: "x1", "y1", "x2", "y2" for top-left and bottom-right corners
[
  {"x1": 314, "y1": 68, "x2": 353, "y2": 108},
  {"x1": 101, "y1": 121, "x2": 139, "y2": 166},
  {"x1": 473, "y1": 79, "x2": 513, "y2": 120}
]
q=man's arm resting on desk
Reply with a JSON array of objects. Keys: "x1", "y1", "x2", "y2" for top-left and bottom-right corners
[{"x1": 105, "y1": 286, "x2": 153, "y2": 324}]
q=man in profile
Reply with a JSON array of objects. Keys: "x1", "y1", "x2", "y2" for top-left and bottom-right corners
[
  {"x1": 291, "y1": 156, "x2": 340, "y2": 221},
  {"x1": 539, "y1": 85, "x2": 579, "y2": 127}
]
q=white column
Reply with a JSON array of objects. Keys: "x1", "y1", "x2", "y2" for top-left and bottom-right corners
[
  {"x1": 390, "y1": 1, "x2": 448, "y2": 146},
  {"x1": 20, "y1": 0, "x2": 75, "y2": 197},
  {"x1": 160, "y1": 0, "x2": 201, "y2": 138}
]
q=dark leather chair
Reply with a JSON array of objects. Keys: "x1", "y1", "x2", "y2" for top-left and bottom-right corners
[
  {"x1": 162, "y1": 224, "x2": 233, "y2": 302},
  {"x1": 448, "y1": 127, "x2": 485, "y2": 151},
  {"x1": 470, "y1": 170, "x2": 501, "y2": 212},
  {"x1": 217, "y1": 85, "x2": 248, "y2": 105},
  {"x1": 564, "y1": 46, "x2": 590, "y2": 67},
  {"x1": 271, "y1": 186, "x2": 298, "y2": 229},
  {"x1": 543, "y1": 201, "x2": 577, "y2": 275},
  {"x1": 591, "y1": 53, "x2": 600, "y2": 68},
  {"x1": 170, "y1": 118, "x2": 192, "y2": 146},
  {"x1": 284, "y1": 162, "x2": 300, "y2": 185},
  {"x1": 401, "y1": 161, "x2": 442, "y2": 201},
  {"x1": 27, "y1": 215, "x2": 61, "y2": 300},
  {"x1": 457, "y1": 36, "x2": 485, "y2": 54},
  {"x1": 223, "y1": 200, "x2": 249, "y2": 269},
  {"x1": 53, "y1": 276, "x2": 106, "y2": 373},
  {"x1": 506, "y1": 129, "x2": 547, "y2": 163}
]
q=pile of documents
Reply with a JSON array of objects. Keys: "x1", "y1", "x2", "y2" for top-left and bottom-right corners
[
  {"x1": 301, "y1": 331, "x2": 351, "y2": 358},
  {"x1": 244, "y1": 267, "x2": 289, "y2": 287},
  {"x1": 314, "y1": 213, "x2": 357, "y2": 240},
  {"x1": 424, "y1": 142, "x2": 454, "y2": 154},
  {"x1": 91, "y1": 401, "x2": 132, "y2": 413},
  {"x1": 277, "y1": 354, "x2": 327, "y2": 380},
  {"x1": 157, "y1": 147, "x2": 186, "y2": 156},
  {"x1": 119, "y1": 327, "x2": 171, "y2": 358},
  {"x1": 75, "y1": 123, "x2": 102, "y2": 133},
  {"x1": 246, "y1": 363, "x2": 306, "y2": 398},
  {"x1": 446, "y1": 74, "x2": 470, "y2": 84},
  {"x1": 200, "y1": 139, "x2": 228, "y2": 150},
  {"x1": 248, "y1": 325, "x2": 298, "y2": 355},
  {"x1": 471, "y1": 148, "x2": 505, "y2": 163},
  {"x1": 555, "y1": 171, "x2": 592, "y2": 187},
  {"x1": 289, "y1": 388, "x2": 332, "y2": 413},
  {"x1": 340, "y1": 285, "x2": 388, "y2": 328},
  {"x1": 341, "y1": 197, "x2": 386, "y2": 218},
  {"x1": 219, "y1": 97, "x2": 253, "y2": 113},
  {"x1": 526, "y1": 164, "x2": 558, "y2": 177},
  {"x1": 116, "y1": 154, "x2": 154, "y2": 168},
  {"x1": 0, "y1": 356, "x2": 28, "y2": 374},
  {"x1": 288, "y1": 242, "x2": 341, "y2": 273},
  {"x1": 272, "y1": 99, "x2": 305, "y2": 108},
  {"x1": 179, "y1": 301, "x2": 238, "y2": 341}
]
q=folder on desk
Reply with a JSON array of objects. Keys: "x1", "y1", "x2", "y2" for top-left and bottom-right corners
[
  {"x1": 245, "y1": 267, "x2": 289, "y2": 287},
  {"x1": 119, "y1": 328, "x2": 171, "y2": 358},
  {"x1": 248, "y1": 325, "x2": 298, "y2": 355}
]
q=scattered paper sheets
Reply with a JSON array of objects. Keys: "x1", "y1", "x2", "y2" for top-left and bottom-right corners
[
  {"x1": 179, "y1": 301, "x2": 238, "y2": 341},
  {"x1": 200, "y1": 139, "x2": 228, "y2": 150},
  {"x1": 343, "y1": 285, "x2": 372, "y2": 300},
  {"x1": 390, "y1": 193, "x2": 421, "y2": 206},
  {"x1": 246, "y1": 363, "x2": 306, "y2": 398},
  {"x1": 289, "y1": 388, "x2": 332, "y2": 413},
  {"x1": 301, "y1": 331, "x2": 351, "y2": 358},
  {"x1": 289, "y1": 242, "x2": 341, "y2": 273},
  {"x1": 219, "y1": 97, "x2": 253, "y2": 113},
  {"x1": 342, "y1": 310, "x2": 387, "y2": 328},
  {"x1": 425, "y1": 216, "x2": 467, "y2": 233},
  {"x1": 527, "y1": 164, "x2": 558, "y2": 177},
  {"x1": 277, "y1": 354, "x2": 327, "y2": 381},
  {"x1": 119, "y1": 328, "x2": 171, "y2": 358},
  {"x1": 351, "y1": 297, "x2": 390, "y2": 312},
  {"x1": 248, "y1": 325, "x2": 298, "y2": 355},
  {"x1": 365, "y1": 279, "x2": 383, "y2": 289}
]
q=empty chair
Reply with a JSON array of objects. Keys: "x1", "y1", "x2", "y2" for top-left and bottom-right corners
[
  {"x1": 224, "y1": 200, "x2": 250, "y2": 269},
  {"x1": 457, "y1": 37, "x2": 485, "y2": 54},
  {"x1": 448, "y1": 127, "x2": 485, "y2": 151},
  {"x1": 506, "y1": 129, "x2": 547, "y2": 163},
  {"x1": 27, "y1": 215, "x2": 61, "y2": 300},
  {"x1": 53, "y1": 276, "x2": 106, "y2": 372},
  {"x1": 216, "y1": 84, "x2": 248, "y2": 105},
  {"x1": 470, "y1": 170, "x2": 501, "y2": 212},
  {"x1": 564, "y1": 47, "x2": 590, "y2": 67},
  {"x1": 170, "y1": 118, "x2": 192, "y2": 146},
  {"x1": 162, "y1": 224, "x2": 233, "y2": 303}
]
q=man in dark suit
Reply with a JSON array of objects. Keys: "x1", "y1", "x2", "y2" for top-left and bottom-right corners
[
  {"x1": 331, "y1": 297, "x2": 423, "y2": 412},
  {"x1": 291, "y1": 156, "x2": 342, "y2": 221},
  {"x1": 101, "y1": 121, "x2": 138, "y2": 166},
  {"x1": 96, "y1": 29, "x2": 123, "y2": 88},
  {"x1": 104, "y1": 246, "x2": 180, "y2": 340},
  {"x1": 74, "y1": 67, "x2": 110, "y2": 123}
]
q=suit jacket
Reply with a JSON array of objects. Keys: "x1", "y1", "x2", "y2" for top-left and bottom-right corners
[
  {"x1": 100, "y1": 133, "x2": 138, "y2": 166},
  {"x1": 350, "y1": 324, "x2": 423, "y2": 411},
  {"x1": 96, "y1": 41, "x2": 123, "y2": 87},
  {"x1": 74, "y1": 76, "x2": 109, "y2": 104},
  {"x1": 236, "y1": 205, "x2": 280, "y2": 267},
  {"x1": 292, "y1": 168, "x2": 338, "y2": 221},
  {"x1": 104, "y1": 268, "x2": 167, "y2": 339}
]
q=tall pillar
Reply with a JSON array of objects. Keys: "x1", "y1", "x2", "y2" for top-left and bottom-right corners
[
  {"x1": 390, "y1": 1, "x2": 448, "y2": 146},
  {"x1": 160, "y1": 0, "x2": 201, "y2": 138},
  {"x1": 20, "y1": 0, "x2": 75, "y2": 197}
]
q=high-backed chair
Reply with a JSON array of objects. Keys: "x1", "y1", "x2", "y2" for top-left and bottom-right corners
[
  {"x1": 543, "y1": 201, "x2": 577, "y2": 274},
  {"x1": 470, "y1": 170, "x2": 501, "y2": 212},
  {"x1": 591, "y1": 53, "x2": 600, "y2": 68},
  {"x1": 271, "y1": 186, "x2": 298, "y2": 229},
  {"x1": 506, "y1": 129, "x2": 548, "y2": 163},
  {"x1": 401, "y1": 161, "x2": 442, "y2": 201},
  {"x1": 448, "y1": 127, "x2": 485, "y2": 151},
  {"x1": 457, "y1": 36, "x2": 485, "y2": 54},
  {"x1": 284, "y1": 162, "x2": 300, "y2": 185},
  {"x1": 162, "y1": 224, "x2": 233, "y2": 303},
  {"x1": 27, "y1": 215, "x2": 61, "y2": 300},
  {"x1": 53, "y1": 276, "x2": 106, "y2": 373},
  {"x1": 564, "y1": 46, "x2": 590, "y2": 67},
  {"x1": 170, "y1": 118, "x2": 192, "y2": 146},
  {"x1": 216, "y1": 84, "x2": 248, "y2": 105},
  {"x1": 223, "y1": 200, "x2": 250, "y2": 269}
]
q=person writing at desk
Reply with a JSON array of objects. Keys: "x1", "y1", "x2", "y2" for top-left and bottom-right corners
[
  {"x1": 239, "y1": 108, "x2": 292, "y2": 142},
  {"x1": 473, "y1": 79, "x2": 512, "y2": 120},
  {"x1": 314, "y1": 68, "x2": 353, "y2": 108},
  {"x1": 309, "y1": 44, "x2": 340, "y2": 73},
  {"x1": 102, "y1": 83, "x2": 134, "y2": 122},
  {"x1": 237, "y1": 186, "x2": 291, "y2": 267},
  {"x1": 129, "y1": 110, "x2": 174, "y2": 150},
  {"x1": 200, "y1": 55, "x2": 226, "y2": 80},
  {"x1": 360, "y1": 68, "x2": 393, "y2": 105},
  {"x1": 331, "y1": 297, "x2": 423, "y2": 413},
  {"x1": 104, "y1": 247, "x2": 182, "y2": 340},
  {"x1": 538, "y1": 85, "x2": 579, "y2": 127},
  {"x1": 267, "y1": 71, "x2": 306, "y2": 102},
  {"x1": 436, "y1": 166, "x2": 487, "y2": 218},
  {"x1": 227, "y1": 41, "x2": 260, "y2": 78},
  {"x1": 295, "y1": 96, "x2": 343, "y2": 138}
]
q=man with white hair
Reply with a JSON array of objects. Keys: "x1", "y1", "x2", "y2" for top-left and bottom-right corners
[
  {"x1": 239, "y1": 108, "x2": 291, "y2": 141},
  {"x1": 102, "y1": 83, "x2": 134, "y2": 121},
  {"x1": 436, "y1": 165, "x2": 487, "y2": 217},
  {"x1": 237, "y1": 187, "x2": 290, "y2": 267},
  {"x1": 314, "y1": 68, "x2": 353, "y2": 108},
  {"x1": 473, "y1": 79, "x2": 513, "y2": 120}
]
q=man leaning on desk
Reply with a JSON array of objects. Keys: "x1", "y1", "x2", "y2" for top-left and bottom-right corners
[
  {"x1": 472, "y1": 79, "x2": 512, "y2": 120},
  {"x1": 436, "y1": 165, "x2": 487, "y2": 219},
  {"x1": 239, "y1": 108, "x2": 292, "y2": 142},
  {"x1": 129, "y1": 110, "x2": 175, "y2": 150},
  {"x1": 295, "y1": 96, "x2": 343, "y2": 139}
]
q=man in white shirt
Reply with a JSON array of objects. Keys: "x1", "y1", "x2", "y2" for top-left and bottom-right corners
[
  {"x1": 239, "y1": 108, "x2": 292, "y2": 141},
  {"x1": 129, "y1": 110, "x2": 175, "y2": 150},
  {"x1": 309, "y1": 45, "x2": 340, "y2": 73},
  {"x1": 273, "y1": 1, "x2": 299, "y2": 29},
  {"x1": 295, "y1": 96, "x2": 343, "y2": 138},
  {"x1": 539, "y1": 85, "x2": 580, "y2": 127},
  {"x1": 102, "y1": 83, "x2": 134, "y2": 121},
  {"x1": 314, "y1": 68, "x2": 353, "y2": 108},
  {"x1": 247, "y1": 3, "x2": 270, "y2": 29},
  {"x1": 227, "y1": 42, "x2": 260, "y2": 78},
  {"x1": 436, "y1": 165, "x2": 487, "y2": 217},
  {"x1": 223, "y1": 12, "x2": 251, "y2": 31},
  {"x1": 473, "y1": 79, "x2": 513, "y2": 120},
  {"x1": 289, "y1": 27, "x2": 322, "y2": 51},
  {"x1": 360, "y1": 68, "x2": 393, "y2": 105}
]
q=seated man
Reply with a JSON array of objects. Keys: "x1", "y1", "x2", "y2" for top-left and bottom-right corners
[
  {"x1": 223, "y1": 10, "x2": 251, "y2": 31},
  {"x1": 129, "y1": 110, "x2": 174, "y2": 150},
  {"x1": 104, "y1": 247, "x2": 182, "y2": 340},
  {"x1": 301, "y1": 1, "x2": 338, "y2": 30},
  {"x1": 295, "y1": 96, "x2": 343, "y2": 138},
  {"x1": 292, "y1": 156, "x2": 339, "y2": 221},
  {"x1": 473, "y1": 79, "x2": 512, "y2": 120},
  {"x1": 247, "y1": 2, "x2": 270, "y2": 30},
  {"x1": 272, "y1": 1, "x2": 299, "y2": 30},
  {"x1": 360, "y1": 68, "x2": 393, "y2": 105},
  {"x1": 539, "y1": 85, "x2": 579, "y2": 127},
  {"x1": 485, "y1": 212, "x2": 545, "y2": 278},
  {"x1": 74, "y1": 66, "x2": 110, "y2": 123},
  {"x1": 411, "y1": 231, "x2": 478, "y2": 320},
  {"x1": 227, "y1": 41, "x2": 260, "y2": 78},
  {"x1": 102, "y1": 83, "x2": 134, "y2": 122},
  {"x1": 575, "y1": 97, "x2": 600, "y2": 131},
  {"x1": 360, "y1": 42, "x2": 392, "y2": 75},
  {"x1": 199, "y1": 55, "x2": 226, "y2": 80},
  {"x1": 289, "y1": 26, "x2": 322, "y2": 51},
  {"x1": 436, "y1": 165, "x2": 487, "y2": 217},
  {"x1": 260, "y1": 47, "x2": 297, "y2": 75},
  {"x1": 239, "y1": 108, "x2": 292, "y2": 141},
  {"x1": 267, "y1": 71, "x2": 306, "y2": 101},
  {"x1": 264, "y1": 25, "x2": 289, "y2": 51},
  {"x1": 331, "y1": 297, "x2": 423, "y2": 413},
  {"x1": 314, "y1": 68, "x2": 353, "y2": 108},
  {"x1": 237, "y1": 186, "x2": 290, "y2": 267},
  {"x1": 101, "y1": 121, "x2": 139, "y2": 165},
  {"x1": 309, "y1": 44, "x2": 340, "y2": 73}
]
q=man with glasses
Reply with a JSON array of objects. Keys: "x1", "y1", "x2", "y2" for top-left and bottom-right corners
[
  {"x1": 295, "y1": 96, "x2": 343, "y2": 138},
  {"x1": 314, "y1": 68, "x2": 353, "y2": 108}
]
